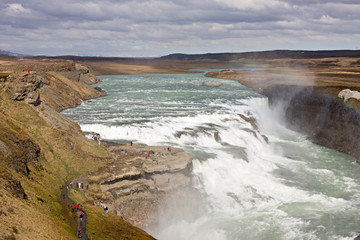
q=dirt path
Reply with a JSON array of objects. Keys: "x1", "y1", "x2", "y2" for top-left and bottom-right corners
[{"x1": 61, "y1": 181, "x2": 88, "y2": 239}]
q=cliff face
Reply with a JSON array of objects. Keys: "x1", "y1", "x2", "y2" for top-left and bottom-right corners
[
  {"x1": 40, "y1": 64, "x2": 107, "y2": 112},
  {"x1": 205, "y1": 63, "x2": 360, "y2": 163},
  {"x1": 1, "y1": 63, "x2": 106, "y2": 112},
  {"x1": 262, "y1": 86, "x2": 360, "y2": 161},
  {"x1": 86, "y1": 143, "x2": 194, "y2": 228}
]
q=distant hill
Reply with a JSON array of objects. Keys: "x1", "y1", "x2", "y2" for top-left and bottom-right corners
[
  {"x1": 0, "y1": 49, "x2": 27, "y2": 57},
  {"x1": 30, "y1": 55, "x2": 139, "y2": 62},
  {"x1": 160, "y1": 50, "x2": 360, "y2": 61}
]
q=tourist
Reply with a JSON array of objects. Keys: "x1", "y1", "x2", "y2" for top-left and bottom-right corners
[{"x1": 80, "y1": 214, "x2": 83, "y2": 221}]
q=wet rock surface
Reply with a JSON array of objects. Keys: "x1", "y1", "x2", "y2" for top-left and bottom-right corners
[
  {"x1": 202, "y1": 81, "x2": 222, "y2": 87},
  {"x1": 263, "y1": 85, "x2": 360, "y2": 161}
]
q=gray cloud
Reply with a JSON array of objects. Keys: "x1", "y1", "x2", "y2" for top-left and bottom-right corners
[{"x1": 1, "y1": 0, "x2": 360, "y2": 56}]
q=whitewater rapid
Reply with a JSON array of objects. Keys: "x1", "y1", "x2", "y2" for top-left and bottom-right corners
[{"x1": 62, "y1": 72, "x2": 360, "y2": 240}]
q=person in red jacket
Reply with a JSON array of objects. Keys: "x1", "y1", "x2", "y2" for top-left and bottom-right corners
[{"x1": 71, "y1": 205, "x2": 75, "y2": 212}]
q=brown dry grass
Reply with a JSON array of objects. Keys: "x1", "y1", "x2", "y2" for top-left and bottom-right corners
[
  {"x1": 0, "y1": 67, "x2": 153, "y2": 239},
  {"x1": 205, "y1": 57, "x2": 360, "y2": 96},
  {"x1": 86, "y1": 205, "x2": 155, "y2": 240},
  {"x1": 88, "y1": 173, "x2": 113, "y2": 184}
]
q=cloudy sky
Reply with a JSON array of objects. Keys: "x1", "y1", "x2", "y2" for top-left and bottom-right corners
[{"x1": 1, "y1": 0, "x2": 359, "y2": 57}]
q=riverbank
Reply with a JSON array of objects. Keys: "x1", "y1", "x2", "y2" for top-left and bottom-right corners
[{"x1": 204, "y1": 57, "x2": 360, "y2": 162}]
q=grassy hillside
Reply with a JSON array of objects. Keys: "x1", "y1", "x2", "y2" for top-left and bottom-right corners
[{"x1": 0, "y1": 70, "x2": 154, "y2": 239}]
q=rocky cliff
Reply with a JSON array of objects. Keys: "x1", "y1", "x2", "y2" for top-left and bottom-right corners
[
  {"x1": 262, "y1": 85, "x2": 360, "y2": 162},
  {"x1": 205, "y1": 64, "x2": 360, "y2": 163},
  {"x1": 85, "y1": 143, "x2": 194, "y2": 228}
]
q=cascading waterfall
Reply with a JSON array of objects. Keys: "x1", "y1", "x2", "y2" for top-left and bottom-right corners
[{"x1": 62, "y1": 71, "x2": 360, "y2": 240}]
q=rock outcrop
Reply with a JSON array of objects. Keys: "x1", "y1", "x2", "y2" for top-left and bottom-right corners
[
  {"x1": 58, "y1": 63, "x2": 101, "y2": 85},
  {"x1": 2, "y1": 72, "x2": 46, "y2": 106},
  {"x1": 86, "y1": 143, "x2": 193, "y2": 228},
  {"x1": 0, "y1": 63, "x2": 106, "y2": 111},
  {"x1": 202, "y1": 81, "x2": 222, "y2": 87},
  {"x1": 262, "y1": 85, "x2": 360, "y2": 161},
  {"x1": 338, "y1": 89, "x2": 360, "y2": 102},
  {"x1": 40, "y1": 64, "x2": 107, "y2": 111}
]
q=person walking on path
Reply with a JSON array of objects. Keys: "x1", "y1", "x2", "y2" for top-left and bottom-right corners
[{"x1": 62, "y1": 181, "x2": 89, "y2": 240}]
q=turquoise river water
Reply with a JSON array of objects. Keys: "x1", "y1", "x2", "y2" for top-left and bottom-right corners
[{"x1": 62, "y1": 71, "x2": 360, "y2": 240}]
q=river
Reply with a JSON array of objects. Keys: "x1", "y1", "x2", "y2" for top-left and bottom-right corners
[{"x1": 62, "y1": 71, "x2": 360, "y2": 240}]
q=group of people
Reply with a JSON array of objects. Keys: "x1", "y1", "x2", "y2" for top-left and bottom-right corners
[
  {"x1": 92, "y1": 133, "x2": 101, "y2": 145},
  {"x1": 66, "y1": 182, "x2": 88, "y2": 238},
  {"x1": 145, "y1": 151, "x2": 153, "y2": 159},
  {"x1": 70, "y1": 203, "x2": 86, "y2": 239},
  {"x1": 77, "y1": 228, "x2": 82, "y2": 239},
  {"x1": 145, "y1": 147, "x2": 172, "y2": 164},
  {"x1": 69, "y1": 181, "x2": 88, "y2": 190},
  {"x1": 71, "y1": 204, "x2": 85, "y2": 213},
  {"x1": 22, "y1": 67, "x2": 30, "y2": 73}
]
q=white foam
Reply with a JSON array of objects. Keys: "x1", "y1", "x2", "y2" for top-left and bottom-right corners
[{"x1": 74, "y1": 75, "x2": 360, "y2": 239}]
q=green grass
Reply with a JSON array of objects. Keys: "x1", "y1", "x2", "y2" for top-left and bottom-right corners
[
  {"x1": 0, "y1": 83, "x2": 154, "y2": 240},
  {"x1": 0, "y1": 72, "x2": 9, "y2": 78},
  {"x1": 86, "y1": 205, "x2": 155, "y2": 240}
]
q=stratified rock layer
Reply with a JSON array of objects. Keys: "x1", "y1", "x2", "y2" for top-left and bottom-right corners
[{"x1": 87, "y1": 143, "x2": 193, "y2": 228}]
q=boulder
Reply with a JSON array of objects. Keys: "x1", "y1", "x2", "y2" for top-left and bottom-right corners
[
  {"x1": 202, "y1": 81, "x2": 222, "y2": 87},
  {"x1": 5, "y1": 72, "x2": 43, "y2": 106}
]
